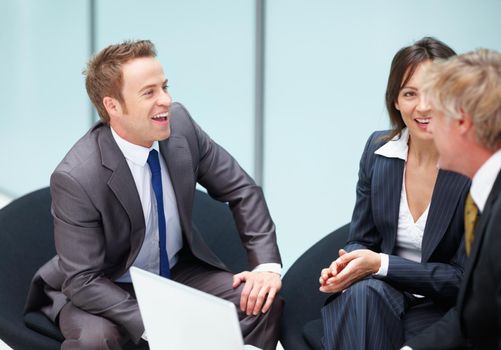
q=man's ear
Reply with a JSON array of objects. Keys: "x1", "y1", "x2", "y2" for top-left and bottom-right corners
[
  {"x1": 457, "y1": 107, "x2": 474, "y2": 136},
  {"x1": 103, "y1": 96, "x2": 122, "y2": 119}
]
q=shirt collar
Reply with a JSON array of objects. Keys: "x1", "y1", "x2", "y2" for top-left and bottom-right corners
[
  {"x1": 374, "y1": 128, "x2": 409, "y2": 161},
  {"x1": 470, "y1": 148, "x2": 501, "y2": 213},
  {"x1": 110, "y1": 127, "x2": 159, "y2": 167}
]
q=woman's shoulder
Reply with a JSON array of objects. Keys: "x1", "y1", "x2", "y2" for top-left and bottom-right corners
[{"x1": 364, "y1": 129, "x2": 392, "y2": 153}]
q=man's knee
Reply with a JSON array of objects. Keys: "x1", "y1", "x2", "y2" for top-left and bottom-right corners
[
  {"x1": 63, "y1": 323, "x2": 123, "y2": 350},
  {"x1": 60, "y1": 304, "x2": 125, "y2": 350},
  {"x1": 240, "y1": 295, "x2": 282, "y2": 350},
  {"x1": 87, "y1": 322, "x2": 122, "y2": 347},
  {"x1": 267, "y1": 294, "x2": 284, "y2": 319},
  {"x1": 239, "y1": 293, "x2": 284, "y2": 321}
]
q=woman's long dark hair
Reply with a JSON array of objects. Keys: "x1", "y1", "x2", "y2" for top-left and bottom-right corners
[{"x1": 384, "y1": 37, "x2": 456, "y2": 141}]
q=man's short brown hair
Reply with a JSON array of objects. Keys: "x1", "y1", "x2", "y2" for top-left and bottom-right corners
[
  {"x1": 84, "y1": 40, "x2": 157, "y2": 123},
  {"x1": 423, "y1": 49, "x2": 501, "y2": 150}
]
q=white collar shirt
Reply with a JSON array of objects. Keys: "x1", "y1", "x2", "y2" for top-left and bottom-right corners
[
  {"x1": 374, "y1": 128, "x2": 429, "y2": 275},
  {"x1": 111, "y1": 128, "x2": 183, "y2": 283},
  {"x1": 470, "y1": 149, "x2": 501, "y2": 213}
]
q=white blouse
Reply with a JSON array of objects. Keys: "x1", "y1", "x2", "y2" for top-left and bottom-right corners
[
  {"x1": 396, "y1": 167, "x2": 429, "y2": 263},
  {"x1": 374, "y1": 128, "x2": 430, "y2": 276}
]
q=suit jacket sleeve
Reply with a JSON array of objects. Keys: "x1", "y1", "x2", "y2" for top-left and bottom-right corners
[
  {"x1": 181, "y1": 104, "x2": 281, "y2": 269},
  {"x1": 51, "y1": 171, "x2": 144, "y2": 343},
  {"x1": 383, "y1": 244, "x2": 465, "y2": 301},
  {"x1": 345, "y1": 131, "x2": 384, "y2": 252}
]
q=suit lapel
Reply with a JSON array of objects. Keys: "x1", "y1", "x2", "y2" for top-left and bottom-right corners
[
  {"x1": 97, "y1": 126, "x2": 146, "y2": 267},
  {"x1": 372, "y1": 156, "x2": 403, "y2": 253},
  {"x1": 421, "y1": 171, "x2": 469, "y2": 262},
  {"x1": 458, "y1": 170, "x2": 501, "y2": 309},
  {"x1": 159, "y1": 135, "x2": 195, "y2": 243}
]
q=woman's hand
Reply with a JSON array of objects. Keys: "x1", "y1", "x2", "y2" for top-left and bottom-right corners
[{"x1": 319, "y1": 249, "x2": 381, "y2": 293}]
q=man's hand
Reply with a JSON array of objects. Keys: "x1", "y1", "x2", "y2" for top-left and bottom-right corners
[
  {"x1": 232, "y1": 271, "x2": 281, "y2": 316},
  {"x1": 319, "y1": 249, "x2": 381, "y2": 293}
]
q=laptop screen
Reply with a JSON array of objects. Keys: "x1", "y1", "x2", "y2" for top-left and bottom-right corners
[{"x1": 130, "y1": 267, "x2": 245, "y2": 350}]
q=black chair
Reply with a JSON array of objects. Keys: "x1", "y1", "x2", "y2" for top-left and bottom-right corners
[
  {"x1": 0, "y1": 188, "x2": 61, "y2": 350},
  {"x1": 192, "y1": 189, "x2": 248, "y2": 273},
  {"x1": 279, "y1": 224, "x2": 349, "y2": 350},
  {"x1": 0, "y1": 187, "x2": 247, "y2": 349}
]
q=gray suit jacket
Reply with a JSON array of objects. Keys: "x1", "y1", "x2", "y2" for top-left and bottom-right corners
[
  {"x1": 346, "y1": 130, "x2": 470, "y2": 306},
  {"x1": 25, "y1": 102, "x2": 281, "y2": 342}
]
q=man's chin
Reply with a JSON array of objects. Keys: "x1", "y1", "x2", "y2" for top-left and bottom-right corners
[
  {"x1": 438, "y1": 158, "x2": 466, "y2": 177},
  {"x1": 437, "y1": 158, "x2": 450, "y2": 171},
  {"x1": 157, "y1": 129, "x2": 171, "y2": 141}
]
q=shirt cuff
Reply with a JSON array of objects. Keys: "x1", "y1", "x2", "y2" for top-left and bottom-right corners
[
  {"x1": 252, "y1": 263, "x2": 282, "y2": 276},
  {"x1": 374, "y1": 253, "x2": 388, "y2": 276},
  {"x1": 142, "y1": 331, "x2": 148, "y2": 341}
]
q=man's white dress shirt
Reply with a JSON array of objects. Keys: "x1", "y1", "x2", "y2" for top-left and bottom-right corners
[{"x1": 111, "y1": 128, "x2": 281, "y2": 283}]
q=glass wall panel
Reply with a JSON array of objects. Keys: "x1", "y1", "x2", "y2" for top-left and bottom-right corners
[
  {"x1": 2, "y1": 0, "x2": 501, "y2": 272},
  {"x1": 265, "y1": 0, "x2": 501, "y2": 270},
  {"x1": 96, "y1": 0, "x2": 256, "y2": 176},
  {"x1": 0, "y1": 0, "x2": 90, "y2": 197}
]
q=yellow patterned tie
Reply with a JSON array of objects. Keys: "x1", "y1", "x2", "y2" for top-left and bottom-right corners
[{"x1": 464, "y1": 193, "x2": 479, "y2": 256}]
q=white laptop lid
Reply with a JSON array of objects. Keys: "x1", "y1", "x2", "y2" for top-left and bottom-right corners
[{"x1": 130, "y1": 267, "x2": 245, "y2": 350}]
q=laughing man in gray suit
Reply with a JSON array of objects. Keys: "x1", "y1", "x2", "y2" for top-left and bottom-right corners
[{"x1": 25, "y1": 40, "x2": 282, "y2": 350}]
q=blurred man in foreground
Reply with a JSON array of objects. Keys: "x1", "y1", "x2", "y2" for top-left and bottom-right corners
[{"x1": 404, "y1": 48, "x2": 501, "y2": 349}]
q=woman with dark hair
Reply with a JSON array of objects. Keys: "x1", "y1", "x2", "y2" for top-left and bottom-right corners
[{"x1": 318, "y1": 37, "x2": 471, "y2": 350}]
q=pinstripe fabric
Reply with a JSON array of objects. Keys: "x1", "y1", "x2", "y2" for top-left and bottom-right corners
[
  {"x1": 321, "y1": 281, "x2": 446, "y2": 350},
  {"x1": 321, "y1": 131, "x2": 470, "y2": 350},
  {"x1": 322, "y1": 279, "x2": 406, "y2": 350}
]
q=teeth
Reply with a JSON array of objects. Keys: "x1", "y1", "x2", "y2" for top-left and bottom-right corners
[
  {"x1": 416, "y1": 118, "x2": 430, "y2": 124},
  {"x1": 153, "y1": 112, "x2": 169, "y2": 119}
]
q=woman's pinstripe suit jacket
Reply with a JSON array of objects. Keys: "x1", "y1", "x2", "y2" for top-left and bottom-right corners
[{"x1": 345, "y1": 130, "x2": 471, "y2": 307}]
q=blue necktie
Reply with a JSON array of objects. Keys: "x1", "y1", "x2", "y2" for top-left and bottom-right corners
[{"x1": 147, "y1": 149, "x2": 171, "y2": 278}]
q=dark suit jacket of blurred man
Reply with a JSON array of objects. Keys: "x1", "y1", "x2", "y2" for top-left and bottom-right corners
[{"x1": 407, "y1": 170, "x2": 501, "y2": 349}]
